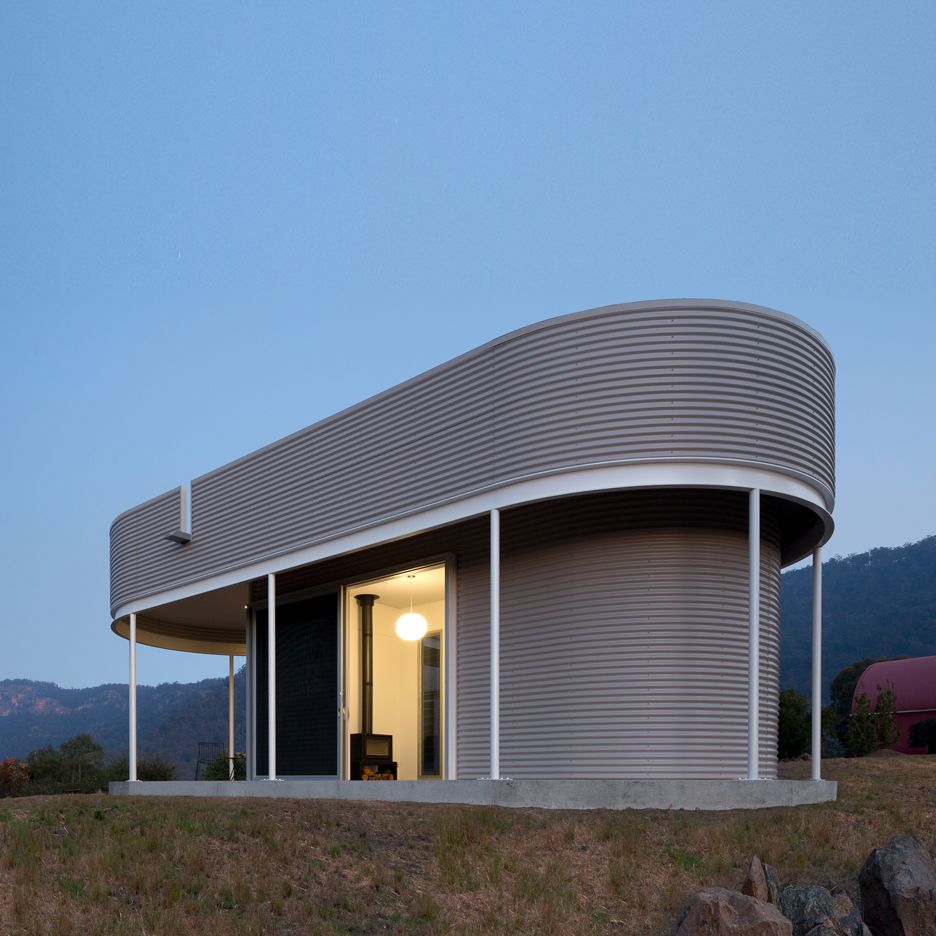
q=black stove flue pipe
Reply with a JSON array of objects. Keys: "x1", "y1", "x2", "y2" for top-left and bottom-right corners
[{"x1": 355, "y1": 594, "x2": 379, "y2": 735}]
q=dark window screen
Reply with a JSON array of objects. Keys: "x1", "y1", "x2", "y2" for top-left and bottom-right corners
[{"x1": 255, "y1": 593, "x2": 338, "y2": 777}]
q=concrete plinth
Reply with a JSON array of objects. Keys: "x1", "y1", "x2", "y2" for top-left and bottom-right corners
[{"x1": 109, "y1": 778, "x2": 837, "y2": 811}]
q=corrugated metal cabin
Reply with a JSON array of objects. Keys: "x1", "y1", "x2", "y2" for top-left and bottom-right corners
[{"x1": 109, "y1": 300, "x2": 837, "y2": 809}]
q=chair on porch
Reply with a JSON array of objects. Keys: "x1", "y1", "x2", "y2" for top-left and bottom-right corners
[{"x1": 194, "y1": 741, "x2": 226, "y2": 780}]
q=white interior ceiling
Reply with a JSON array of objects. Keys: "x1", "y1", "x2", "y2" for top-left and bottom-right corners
[{"x1": 346, "y1": 564, "x2": 445, "y2": 609}]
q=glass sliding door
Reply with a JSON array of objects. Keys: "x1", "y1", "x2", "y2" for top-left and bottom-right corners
[{"x1": 344, "y1": 563, "x2": 446, "y2": 780}]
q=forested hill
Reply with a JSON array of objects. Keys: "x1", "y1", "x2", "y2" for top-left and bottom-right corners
[
  {"x1": 781, "y1": 534, "x2": 936, "y2": 699},
  {"x1": 0, "y1": 671, "x2": 246, "y2": 778}
]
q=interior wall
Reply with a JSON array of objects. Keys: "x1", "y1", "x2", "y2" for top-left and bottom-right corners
[{"x1": 345, "y1": 588, "x2": 445, "y2": 780}]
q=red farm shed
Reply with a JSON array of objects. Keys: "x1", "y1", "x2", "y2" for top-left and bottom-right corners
[{"x1": 852, "y1": 656, "x2": 936, "y2": 754}]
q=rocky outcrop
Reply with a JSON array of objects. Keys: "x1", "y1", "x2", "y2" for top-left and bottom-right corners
[
  {"x1": 673, "y1": 887, "x2": 793, "y2": 935},
  {"x1": 778, "y1": 883, "x2": 869, "y2": 936},
  {"x1": 859, "y1": 835, "x2": 936, "y2": 936},
  {"x1": 673, "y1": 840, "x2": 936, "y2": 936}
]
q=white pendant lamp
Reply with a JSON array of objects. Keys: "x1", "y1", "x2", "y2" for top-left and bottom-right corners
[{"x1": 395, "y1": 574, "x2": 428, "y2": 641}]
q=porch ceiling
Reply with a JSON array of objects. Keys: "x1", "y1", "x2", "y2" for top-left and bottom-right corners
[{"x1": 111, "y1": 581, "x2": 249, "y2": 655}]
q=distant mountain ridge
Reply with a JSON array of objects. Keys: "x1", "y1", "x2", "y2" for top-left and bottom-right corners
[
  {"x1": 0, "y1": 673, "x2": 246, "y2": 778},
  {"x1": 781, "y1": 534, "x2": 936, "y2": 699},
  {"x1": 2, "y1": 536, "x2": 934, "y2": 768}
]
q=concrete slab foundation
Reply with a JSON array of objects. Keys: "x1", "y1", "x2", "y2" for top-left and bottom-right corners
[{"x1": 109, "y1": 778, "x2": 837, "y2": 811}]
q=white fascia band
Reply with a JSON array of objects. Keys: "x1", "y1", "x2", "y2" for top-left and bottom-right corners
[{"x1": 114, "y1": 460, "x2": 832, "y2": 620}]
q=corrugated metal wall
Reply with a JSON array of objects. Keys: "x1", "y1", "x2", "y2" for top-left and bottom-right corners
[
  {"x1": 243, "y1": 490, "x2": 782, "y2": 781},
  {"x1": 498, "y1": 491, "x2": 781, "y2": 779},
  {"x1": 111, "y1": 301, "x2": 833, "y2": 613},
  {"x1": 109, "y1": 488, "x2": 181, "y2": 614}
]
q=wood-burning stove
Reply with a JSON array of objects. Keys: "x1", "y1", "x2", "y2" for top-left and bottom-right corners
[{"x1": 350, "y1": 594, "x2": 397, "y2": 780}]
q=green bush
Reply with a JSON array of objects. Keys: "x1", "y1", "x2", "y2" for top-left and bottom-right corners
[
  {"x1": 847, "y1": 685, "x2": 899, "y2": 757},
  {"x1": 908, "y1": 718, "x2": 936, "y2": 754},
  {"x1": 777, "y1": 688, "x2": 811, "y2": 759},
  {"x1": 25, "y1": 734, "x2": 106, "y2": 793},
  {"x1": 847, "y1": 694, "x2": 876, "y2": 757},
  {"x1": 106, "y1": 756, "x2": 176, "y2": 782},
  {"x1": 202, "y1": 752, "x2": 246, "y2": 781}
]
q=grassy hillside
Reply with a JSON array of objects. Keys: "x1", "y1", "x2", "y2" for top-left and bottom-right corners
[
  {"x1": 1, "y1": 756, "x2": 934, "y2": 934},
  {"x1": 781, "y1": 534, "x2": 936, "y2": 697}
]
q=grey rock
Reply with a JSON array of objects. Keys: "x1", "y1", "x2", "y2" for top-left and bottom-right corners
[
  {"x1": 764, "y1": 864, "x2": 781, "y2": 905},
  {"x1": 779, "y1": 884, "x2": 837, "y2": 936},
  {"x1": 859, "y1": 835, "x2": 936, "y2": 936},
  {"x1": 744, "y1": 856, "x2": 771, "y2": 902},
  {"x1": 673, "y1": 887, "x2": 793, "y2": 935},
  {"x1": 830, "y1": 892, "x2": 870, "y2": 936},
  {"x1": 781, "y1": 885, "x2": 871, "y2": 936}
]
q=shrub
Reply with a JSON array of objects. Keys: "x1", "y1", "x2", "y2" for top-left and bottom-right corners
[
  {"x1": 908, "y1": 718, "x2": 936, "y2": 754},
  {"x1": 872, "y1": 684, "x2": 899, "y2": 750},
  {"x1": 777, "y1": 688, "x2": 811, "y2": 759},
  {"x1": 847, "y1": 694, "x2": 876, "y2": 757},
  {"x1": 106, "y1": 756, "x2": 176, "y2": 782},
  {"x1": 25, "y1": 734, "x2": 107, "y2": 793},
  {"x1": 847, "y1": 685, "x2": 899, "y2": 757},
  {"x1": 0, "y1": 758, "x2": 30, "y2": 797},
  {"x1": 202, "y1": 752, "x2": 246, "y2": 781}
]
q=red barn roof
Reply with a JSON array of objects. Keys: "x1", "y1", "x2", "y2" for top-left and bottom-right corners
[{"x1": 852, "y1": 656, "x2": 936, "y2": 714}]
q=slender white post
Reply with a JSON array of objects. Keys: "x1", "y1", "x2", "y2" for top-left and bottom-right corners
[
  {"x1": 811, "y1": 547, "x2": 823, "y2": 780},
  {"x1": 267, "y1": 572, "x2": 277, "y2": 780},
  {"x1": 228, "y1": 654, "x2": 235, "y2": 780},
  {"x1": 747, "y1": 489, "x2": 761, "y2": 779},
  {"x1": 129, "y1": 612, "x2": 137, "y2": 782},
  {"x1": 490, "y1": 508, "x2": 500, "y2": 780}
]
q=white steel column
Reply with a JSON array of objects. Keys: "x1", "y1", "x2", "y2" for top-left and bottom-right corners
[
  {"x1": 228, "y1": 654, "x2": 235, "y2": 780},
  {"x1": 129, "y1": 612, "x2": 137, "y2": 782},
  {"x1": 490, "y1": 508, "x2": 500, "y2": 780},
  {"x1": 747, "y1": 489, "x2": 761, "y2": 780},
  {"x1": 811, "y1": 547, "x2": 823, "y2": 781},
  {"x1": 267, "y1": 572, "x2": 277, "y2": 780}
]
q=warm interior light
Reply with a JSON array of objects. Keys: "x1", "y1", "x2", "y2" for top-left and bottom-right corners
[
  {"x1": 395, "y1": 611, "x2": 428, "y2": 641},
  {"x1": 395, "y1": 573, "x2": 428, "y2": 640}
]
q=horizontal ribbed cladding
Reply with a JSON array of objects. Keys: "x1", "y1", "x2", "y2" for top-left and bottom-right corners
[
  {"x1": 245, "y1": 517, "x2": 492, "y2": 780},
  {"x1": 110, "y1": 300, "x2": 833, "y2": 611},
  {"x1": 498, "y1": 491, "x2": 781, "y2": 779},
  {"x1": 109, "y1": 489, "x2": 181, "y2": 612},
  {"x1": 491, "y1": 308, "x2": 834, "y2": 491},
  {"x1": 759, "y1": 524, "x2": 782, "y2": 779}
]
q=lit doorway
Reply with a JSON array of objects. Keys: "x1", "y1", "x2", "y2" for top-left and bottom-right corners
[{"x1": 344, "y1": 563, "x2": 446, "y2": 780}]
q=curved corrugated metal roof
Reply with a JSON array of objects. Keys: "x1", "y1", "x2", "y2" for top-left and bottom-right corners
[{"x1": 852, "y1": 656, "x2": 936, "y2": 713}]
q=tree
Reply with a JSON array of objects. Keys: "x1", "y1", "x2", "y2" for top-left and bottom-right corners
[
  {"x1": 872, "y1": 684, "x2": 899, "y2": 750},
  {"x1": 830, "y1": 658, "x2": 881, "y2": 720},
  {"x1": 847, "y1": 693, "x2": 876, "y2": 757},
  {"x1": 777, "y1": 689, "x2": 811, "y2": 759},
  {"x1": 27, "y1": 745, "x2": 68, "y2": 785},
  {"x1": 846, "y1": 685, "x2": 899, "y2": 757},
  {"x1": 26, "y1": 733, "x2": 107, "y2": 792},
  {"x1": 59, "y1": 733, "x2": 104, "y2": 787},
  {"x1": 909, "y1": 718, "x2": 936, "y2": 754}
]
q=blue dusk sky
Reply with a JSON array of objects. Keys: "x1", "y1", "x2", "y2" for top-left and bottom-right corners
[{"x1": 1, "y1": 3, "x2": 934, "y2": 688}]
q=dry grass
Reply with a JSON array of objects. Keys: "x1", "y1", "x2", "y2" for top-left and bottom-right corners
[{"x1": 0, "y1": 756, "x2": 934, "y2": 935}]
